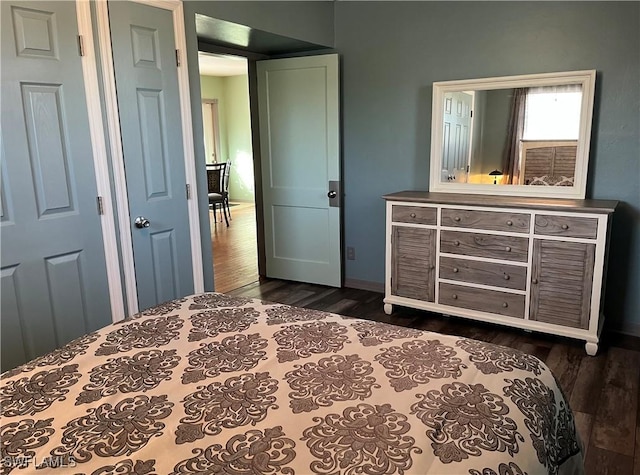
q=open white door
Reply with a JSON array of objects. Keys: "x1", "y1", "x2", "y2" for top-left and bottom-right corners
[{"x1": 257, "y1": 54, "x2": 341, "y2": 287}]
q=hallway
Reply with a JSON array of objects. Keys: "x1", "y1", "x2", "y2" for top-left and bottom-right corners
[{"x1": 210, "y1": 202, "x2": 259, "y2": 293}]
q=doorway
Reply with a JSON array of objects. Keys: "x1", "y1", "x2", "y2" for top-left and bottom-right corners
[{"x1": 198, "y1": 52, "x2": 258, "y2": 292}]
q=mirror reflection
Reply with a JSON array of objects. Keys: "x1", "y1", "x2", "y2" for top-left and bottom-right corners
[{"x1": 441, "y1": 84, "x2": 583, "y2": 187}]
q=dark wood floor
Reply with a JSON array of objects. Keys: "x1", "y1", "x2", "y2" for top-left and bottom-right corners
[{"x1": 228, "y1": 278, "x2": 640, "y2": 474}]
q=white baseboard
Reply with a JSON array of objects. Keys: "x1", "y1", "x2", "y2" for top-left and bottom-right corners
[{"x1": 344, "y1": 278, "x2": 384, "y2": 293}]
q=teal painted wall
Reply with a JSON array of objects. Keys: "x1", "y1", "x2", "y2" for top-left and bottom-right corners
[
  {"x1": 200, "y1": 74, "x2": 254, "y2": 202},
  {"x1": 336, "y1": 1, "x2": 640, "y2": 335},
  {"x1": 183, "y1": 1, "x2": 639, "y2": 335}
]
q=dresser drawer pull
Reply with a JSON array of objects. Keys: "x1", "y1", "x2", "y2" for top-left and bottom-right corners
[
  {"x1": 410, "y1": 213, "x2": 416, "y2": 218},
  {"x1": 452, "y1": 267, "x2": 459, "y2": 273},
  {"x1": 561, "y1": 224, "x2": 569, "y2": 230},
  {"x1": 454, "y1": 216, "x2": 461, "y2": 222},
  {"x1": 502, "y1": 302, "x2": 509, "y2": 308},
  {"x1": 505, "y1": 246, "x2": 512, "y2": 252},
  {"x1": 504, "y1": 274, "x2": 510, "y2": 280},
  {"x1": 532, "y1": 278, "x2": 538, "y2": 284},
  {"x1": 454, "y1": 240, "x2": 460, "y2": 246},
  {"x1": 507, "y1": 220, "x2": 513, "y2": 226},
  {"x1": 452, "y1": 294, "x2": 458, "y2": 300}
]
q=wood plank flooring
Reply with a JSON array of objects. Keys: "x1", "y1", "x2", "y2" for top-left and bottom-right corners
[
  {"x1": 228, "y1": 278, "x2": 640, "y2": 474},
  {"x1": 210, "y1": 202, "x2": 258, "y2": 293}
]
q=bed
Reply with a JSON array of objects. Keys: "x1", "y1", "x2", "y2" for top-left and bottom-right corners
[{"x1": 0, "y1": 293, "x2": 583, "y2": 474}]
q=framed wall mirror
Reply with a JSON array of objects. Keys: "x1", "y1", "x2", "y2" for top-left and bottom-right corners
[{"x1": 429, "y1": 70, "x2": 596, "y2": 199}]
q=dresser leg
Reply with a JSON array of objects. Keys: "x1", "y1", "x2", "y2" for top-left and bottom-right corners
[
  {"x1": 585, "y1": 341, "x2": 598, "y2": 356},
  {"x1": 384, "y1": 303, "x2": 393, "y2": 315}
]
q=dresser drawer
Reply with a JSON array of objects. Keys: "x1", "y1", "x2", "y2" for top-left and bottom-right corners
[
  {"x1": 440, "y1": 230, "x2": 529, "y2": 262},
  {"x1": 439, "y1": 283, "x2": 525, "y2": 318},
  {"x1": 534, "y1": 215, "x2": 598, "y2": 239},
  {"x1": 439, "y1": 256, "x2": 527, "y2": 291},
  {"x1": 441, "y1": 208, "x2": 530, "y2": 233},
  {"x1": 392, "y1": 205, "x2": 437, "y2": 225}
]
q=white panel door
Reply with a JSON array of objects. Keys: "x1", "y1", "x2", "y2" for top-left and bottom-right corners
[
  {"x1": 257, "y1": 54, "x2": 341, "y2": 287},
  {"x1": 442, "y1": 91, "x2": 473, "y2": 180}
]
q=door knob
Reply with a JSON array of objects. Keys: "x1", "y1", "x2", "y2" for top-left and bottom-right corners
[
  {"x1": 134, "y1": 216, "x2": 150, "y2": 228},
  {"x1": 327, "y1": 190, "x2": 337, "y2": 199}
]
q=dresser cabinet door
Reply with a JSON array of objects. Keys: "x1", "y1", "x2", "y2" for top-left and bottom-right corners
[
  {"x1": 530, "y1": 239, "x2": 596, "y2": 329},
  {"x1": 391, "y1": 226, "x2": 436, "y2": 302}
]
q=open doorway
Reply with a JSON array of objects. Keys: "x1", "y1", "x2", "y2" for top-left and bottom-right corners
[{"x1": 198, "y1": 52, "x2": 258, "y2": 292}]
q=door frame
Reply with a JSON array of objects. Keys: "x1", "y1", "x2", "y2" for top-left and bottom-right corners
[
  {"x1": 76, "y1": 0, "x2": 125, "y2": 321},
  {"x1": 202, "y1": 99, "x2": 221, "y2": 164},
  {"x1": 94, "y1": 0, "x2": 204, "y2": 317}
]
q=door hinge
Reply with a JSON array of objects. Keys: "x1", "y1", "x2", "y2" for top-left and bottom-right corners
[
  {"x1": 77, "y1": 35, "x2": 85, "y2": 56},
  {"x1": 186, "y1": 184, "x2": 191, "y2": 199},
  {"x1": 96, "y1": 196, "x2": 104, "y2": 215},
  {"x1": 175, "y1": 49, "x2": 180, "y2": 67}
]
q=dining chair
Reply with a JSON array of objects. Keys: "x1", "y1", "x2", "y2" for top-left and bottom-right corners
[
  {"x1": 222, "y1": 161, "x2": 232, "y2": 221},
  {"x1": 206, "y1": 162, "x2": 229, "y2": 226}
]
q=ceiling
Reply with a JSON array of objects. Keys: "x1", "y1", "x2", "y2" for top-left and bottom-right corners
[{"x1": 198, "y1": 52, "x2": 248, "y2": 77}]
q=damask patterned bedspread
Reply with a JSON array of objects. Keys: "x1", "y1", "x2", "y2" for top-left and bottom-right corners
[{"x1": 0, "y1": 293, "x2": 583, "y2": 475}]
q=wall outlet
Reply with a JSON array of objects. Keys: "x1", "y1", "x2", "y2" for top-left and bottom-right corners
[{"x1": 346, "y1": 246, "x2": 356, "y2": 260}]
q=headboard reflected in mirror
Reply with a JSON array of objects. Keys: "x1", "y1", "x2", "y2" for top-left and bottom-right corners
[{"x1": 429, "y1": 70, "x2": 596, "y2": 199}]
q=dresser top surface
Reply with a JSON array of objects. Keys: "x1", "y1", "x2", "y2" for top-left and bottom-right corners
[{"x1": 383, "y1": 191, "x2": 618, "y2": 214}]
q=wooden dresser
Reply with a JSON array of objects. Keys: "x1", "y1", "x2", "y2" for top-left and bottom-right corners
[{"x1": 383, "y1": 191, "x2": 617, "y2": 355}]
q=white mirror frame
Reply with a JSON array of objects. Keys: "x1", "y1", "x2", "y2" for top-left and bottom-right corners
[{"x1": 429, "y1": 70, "x2": 596, "y2": 199}]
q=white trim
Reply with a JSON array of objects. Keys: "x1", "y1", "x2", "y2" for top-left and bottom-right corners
[
  {"x1": 76, "y1": 0, "x2": 125, "y2": 322},
  {"x1": 384, "y1": 201, "x2": 392, "y2": 302},
  {"x1": 96, "y1": 0, "x2": 204, "y2": 318},
  {"x1": 94, "y1": 1, "x2": 138, "y2": 317},
  {"x1": 588, "y1": 214, "x2": 609, "y2": 335},
  {"x1": 429, "y1": 70, "x2": 596, "y2": 199},
  {"x1": 202, "y1": 99, "x2": 221, "y2": 164},
  {"x1": 166, "y1": 0, "x2": 205, "y2": 295}
]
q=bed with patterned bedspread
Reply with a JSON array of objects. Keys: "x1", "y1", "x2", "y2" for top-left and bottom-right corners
[{"x1": 0, "y1": 293, "x2": 583, "y2": 474}]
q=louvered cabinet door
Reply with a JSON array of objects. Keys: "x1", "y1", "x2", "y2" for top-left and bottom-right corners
[
  {"x1": 391, "y1": 226, "x2": 436, "y2": 302},
  {"x1": 530, "y1": 239, "x2": 596, "y2": 329}
]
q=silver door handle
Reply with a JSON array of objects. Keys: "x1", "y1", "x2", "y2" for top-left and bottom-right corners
[
  {"x1": 328, "y1": 180, "x2": 340, "y2": 207},
  {"x1": 134, "y1": 216, "x2": 150, "y2": 228}
]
